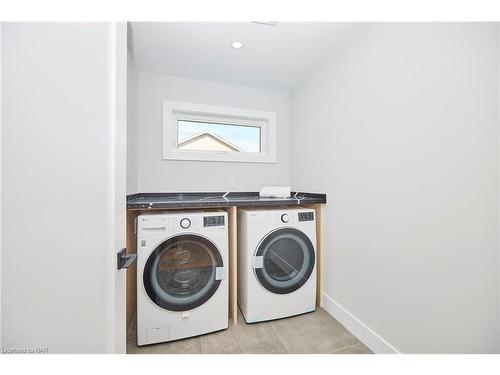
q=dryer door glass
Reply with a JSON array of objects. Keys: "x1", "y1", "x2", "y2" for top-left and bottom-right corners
[
  {"x1": 143, "y1": 234, "x2": 223, "y2": 311},
  {"x1": 255, "y1": 228, "x2": 315, "y2": 294}
]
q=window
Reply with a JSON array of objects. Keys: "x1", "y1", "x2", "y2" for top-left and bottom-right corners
[
  {"x1": 177, "y1": 120, "x2": 261, "y2": 153},
  {"x1": 163, "y1": 101, "x2": 276, "y2": 163}
]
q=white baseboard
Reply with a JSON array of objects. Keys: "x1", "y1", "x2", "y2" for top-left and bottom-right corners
[{"x1": 322, "y1": 293, "x2": 400, "y2": 354}]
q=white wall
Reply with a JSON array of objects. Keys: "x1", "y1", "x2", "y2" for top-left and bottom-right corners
[
  {"x1": 291, "y1": 23, "x2": 500, "y2": 353},
  {"x1": 1, "y1": 23, "x2": 120, "y2": 353},
  {"x1": 0, "y1": 22, "x2": 3, "y2": 347},
  {"x1": 136, "y1": 72, "x2": 290, "y2": 192},
  {"x1": 127, "y1": 47, "x2": 138, "y2": 194}
]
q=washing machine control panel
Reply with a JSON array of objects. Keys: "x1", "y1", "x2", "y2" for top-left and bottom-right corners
[
  {"x1": 298, "y1": 212, "x2": 315, "y2": 222},
  {"x1": 203, "y1": 215, "x2": 225, "y2": 227},
  {"x1": 180, "y1": 218, "x2": 191, "y2": 229}
]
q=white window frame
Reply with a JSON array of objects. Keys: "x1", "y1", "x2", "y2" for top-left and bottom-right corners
[{"x1": 162, "y1": 100, "x2": 277, "y2": 163}]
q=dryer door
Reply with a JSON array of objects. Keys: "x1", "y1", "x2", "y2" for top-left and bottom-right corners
[
  {"x1": 254, "y1": 228, "x2": 315, "y2": 294},
  {"x1": 143, "y1": 234, "x2": 224, "y2": 311}
]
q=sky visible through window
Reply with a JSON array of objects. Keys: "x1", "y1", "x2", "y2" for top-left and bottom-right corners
[{"x1": 177, "y1": 120, "x2": 261, "y2": 152}]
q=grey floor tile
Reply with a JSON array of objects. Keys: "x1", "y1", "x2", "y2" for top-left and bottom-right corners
[
  {"x1": 270, "y1": 309, "x2": 361, "y2": 354},
  {"x1": 127, "y1": 336, "x2": 202, "y2": 354},
  {"x1": 334, "y1": 343, "x2": 373, "y2": 354},
  {"x1": 198, "y1": 318, "x2": 286, "y2": 354},
  {"x1": 126, "y1": 307, "x2": 370, "y2": 355},
  {"x1": 229, "y1": 321, "x2": 288, "y2": 354},
  {"x1": 200, "y1": 326, "x2": 243, "y2": 354}
]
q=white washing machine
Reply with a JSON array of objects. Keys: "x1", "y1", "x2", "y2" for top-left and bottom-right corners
[
  {"x1": 238, "y1": 207, "x2": 317, "y2": 323},
  {"x1": 137, "y1": 210, "x2": 228, "y2": 346}
]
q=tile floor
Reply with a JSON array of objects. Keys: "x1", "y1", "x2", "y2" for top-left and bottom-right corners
[{"x1": 126, "y1": 308, "x2": 372, "y2": 354}]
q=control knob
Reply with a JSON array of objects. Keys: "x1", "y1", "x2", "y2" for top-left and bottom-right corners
[{"x1": 180, "y1": 218, "x2": 191, "y2": 229}]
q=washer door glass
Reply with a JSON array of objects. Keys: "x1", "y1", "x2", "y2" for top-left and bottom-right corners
[
  {"x1": 143, "y1": 234, "x2": 223, "y2": 311},
  {"x1": 255, "y1": 228, "x2": 315, "y2": 294}
]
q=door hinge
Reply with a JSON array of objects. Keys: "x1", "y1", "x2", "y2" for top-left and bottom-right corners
[{"x1": 117, "y1": 248, "x2": 137, "y2": 270}]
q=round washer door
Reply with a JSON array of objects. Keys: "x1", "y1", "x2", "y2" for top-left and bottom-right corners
[
  {"x1": 143, "y1": 234, "x2": 223, "y2": 311},
  {"x1": 254, "y1": 227, "x2": 315, "y2": 294}
]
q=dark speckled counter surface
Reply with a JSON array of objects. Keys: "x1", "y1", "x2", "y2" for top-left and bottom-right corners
[{"x1": 127, "y1": 192, "x2": 326, "y2": 210}]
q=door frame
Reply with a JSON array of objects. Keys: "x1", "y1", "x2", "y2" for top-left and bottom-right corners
[
  {"x1": 109, "y1": 21, "x2": 128, "y2": 354},
  {"x1": 0, "y1": 21, "x2": 3, "y2": 347}
]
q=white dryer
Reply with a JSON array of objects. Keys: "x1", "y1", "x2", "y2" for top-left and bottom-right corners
[
  {"x1": 137, "y1": 211, "x2": 228, "y2": 346},
  {"x1": 238, "y1": 207, "x2": 317, "y2": 323}
]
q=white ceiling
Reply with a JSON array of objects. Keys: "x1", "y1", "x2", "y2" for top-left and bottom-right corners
[{"x1": 129, "y1": 22, "x2": 363, "y2": 92}]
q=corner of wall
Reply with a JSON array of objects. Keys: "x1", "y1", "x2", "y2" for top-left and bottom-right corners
[{"x1": 322, "y1": 293, "x2": 400, "y2": 354}]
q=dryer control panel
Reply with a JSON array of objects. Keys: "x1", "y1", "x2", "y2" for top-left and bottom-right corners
[
  {"x1": 203, "y1": 215, "x2": 225, "y2": 227},
  {"x1": 298, "y1": 212, "x2": 315, "y2": 222}
]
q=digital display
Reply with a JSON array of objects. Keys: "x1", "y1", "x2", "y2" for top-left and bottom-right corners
[
  {"x1": 298, "y1": 212, "x2": 314, "y2": 222},
  {"x1": 203, "y1": 215, "x2": 225, "y2": 227}
]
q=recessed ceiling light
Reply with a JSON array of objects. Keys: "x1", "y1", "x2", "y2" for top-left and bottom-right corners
[{"x1": 231, "y1": 40, "x2": 243, "y2": 49}]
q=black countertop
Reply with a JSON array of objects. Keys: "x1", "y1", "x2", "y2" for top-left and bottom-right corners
[{"x1": 127, "y1": 192, "x2": 326, "y2": 210}]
